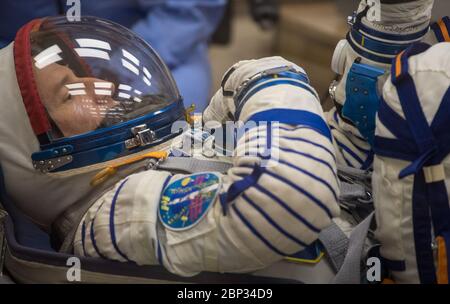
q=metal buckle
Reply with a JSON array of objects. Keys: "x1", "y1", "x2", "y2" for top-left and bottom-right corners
[
  {"x1": 347, "y1": 11, "x2": 357, "y2": 27},
  {"x1": 233, "y1": 65, "x2": 299, "y2": 112},
  {"x1": 33, "y1": 155, "x2": 73, "y2": 173},
  {"x1": 125, "y1": 125, "x2": 156, "y2": 150},
  {"x1": 234, "y1": 65, "x2": 295, "y2": 98},
  {"x1": 329, "y1": 80, "x2": 339, "y2": 102}
]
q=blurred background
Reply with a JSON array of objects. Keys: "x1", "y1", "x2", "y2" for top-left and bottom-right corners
[{"x1": 209, "y1": 0, "x2": 450, "y2": 109}]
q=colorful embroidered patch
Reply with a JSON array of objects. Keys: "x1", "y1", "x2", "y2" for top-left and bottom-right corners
[{"x1": 159, "y1": 173, "x2": 221, "y2": 231}]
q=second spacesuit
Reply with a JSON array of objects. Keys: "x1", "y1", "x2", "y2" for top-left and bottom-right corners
[{"x1": 326, "y1": 0, "x2": 450, "y2": 284}]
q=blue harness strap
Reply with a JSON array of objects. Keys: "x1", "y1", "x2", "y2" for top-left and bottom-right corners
[
  {"x1": 373, "y1": 43, "x2": 450, "y2": 284},
  {"x1": 352, "y1": 8, "x2": 429, "y2": 43},
  {"x1": 346, "y1": 8, "x2": 429, "y2": 65},
  {"x1": 431, "y1": 16, "x2": 450, "y2": 43}
]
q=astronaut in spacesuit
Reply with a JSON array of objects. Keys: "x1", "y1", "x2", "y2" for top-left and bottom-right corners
[
  {"x1": 0, "y1": 0, "x2": 448, "y2": 284},
  {"x1": 1, "y1": 15, "x2": 340, "y2": 280}
]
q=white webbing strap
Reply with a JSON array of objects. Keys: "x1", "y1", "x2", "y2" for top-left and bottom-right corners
[
  {"x1": 319, "y1": 221, "x2": 349, "y2": 273},
  {"x1": 339, "y1": 182, "x2": 367, "y2": 201},
  {"x1": 423, "y1": 164, "x2": 445, "y2": 183},
  {"x1": 331, "y1": 212, "x2": 375, "y2": 284},
  {"x1": 158, "y1": 157, "x2": 233, "y2": 174}
]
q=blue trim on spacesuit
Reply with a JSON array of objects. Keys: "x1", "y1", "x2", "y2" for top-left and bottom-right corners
[
  {"x1": 245, "y1": 109, "x2": 332, "y2": 142},
  {"x1": 335, "y1": 138, "x2": 364, "y2": 165},
  {"x1": 353, "y1": 18, "x2": 429, "y2": 42},
  {"x1": 229, "y1": 154, "x2": 334, "y2": 256},
  {"x1": 32, "y1": 100, "x2": 185, "y2": 172},
  {"x1": 277, "y1": 159, "x2": 338, "y2": 202},
  {"x1": 221, "y1": 164, "x2": 265, "y2": 215},
  {"x1": 222, "y1": 103, "x2": 334, "y2": 221},
  {"x1": 431, "y1": 16, "x2": 450, "y2": 42},
  {"x1": 374, "y1": 43, "x2": 450, "y2": 283},
  {"x1": 90, "y1": 209, "x2": 108, "y2": 260},
  {"x1": 345, "y1": 6, "x2": 428, "y2": 67},
  {"x1": 253, "y1": 184, "x2": 321, "y2": 234},
  {"x1": 263, "y1": 169, "x2": 333, "y2": 219},
  {"x1": 231, "y1": 204, "x2": 289, "y2": 257},
  {"x1": 156, "y1": 176, "x2": 172, "y2": 267},
  {"x1": 241, "y1": 193, "x2": 308, "y2": 248},
  {"x1": 109, "y1": 179, "x2": 131, "y2": 262},
  {"x1": 332, "y1": 110, "x2": 367, "y2": 142},
  {"x1": 234, "y1": 72, "x2": 316, "y2": 120},
  {"x1": 431, "y1": 23, "x2": 445, "y2": 42},
  {"x1": 279, "y1": 136, "x2": 336, "y2": 162},
  {"x1": 350, "y1": 29, "x2": 408, "y2": 56},
  {"x1": 37, "y1": 100, "x2": 184, "y2": 151},
  {"x1": 346, "y1": 32, "x2": 394, "y2": 65},
  {"x1": 81, "y1": 221, "x2": 87, "y2": 257},
  {"x1": 343, "y1": 62, "x2": 385, "y2": 147},
  {"x1": 275, "y1": 146, "x2": 337, "y2": 180}
]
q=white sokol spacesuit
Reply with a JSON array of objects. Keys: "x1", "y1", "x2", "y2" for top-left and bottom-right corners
[{"x1": 373, "y1": 42, "x2": 450, "y2": 284}]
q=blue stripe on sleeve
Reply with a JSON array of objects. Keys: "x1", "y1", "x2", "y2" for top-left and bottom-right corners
[
  {"x1": 90, "y1": 210, "x2": 108, "y2": 259},
  {"x1": 277, "y1": 159, "x2": 338, "y2": 201},
  {"x1": 243, "y1": 129, "x2": 336, "y2": 163},
  {"x1": 245, "y1": 109, "x2": 332, "y2": 142},
  {"x1": 157, "y1": 176, "x2": 172, "y2": 266},
  {"x1": 263, "y1": 169, "x2": 334, "y2": 218},
  {"x1": 341, "y1": 153, "x2": 354, "y2": 167},
  {"x1": 279, "y1": 136, "x2": 336, "y2": 162},
  {"x1": 253, "y1": 184, "x2": 321, "y2": 233},
  {"x1": 241, "y1": 193, "x2": 308, "y2": 247},
  {"x1": 81, "y1": 220, "x2": 87, "y2": 256},
  {"x1": 109, "y1": 179, "x2": 131, "y2": 262},
  {"x1": 332, "y1": 110, "x2": 367, "y2": 142},
  {"x1": 275, "y1": 145, "x2": 337, "y2": 180},
  {"x1": 335, "y1": 138, "x2": 364, "y2": 164},
  {"x1": 231, "y1": 204, "x2": 288, "y2": 256}
]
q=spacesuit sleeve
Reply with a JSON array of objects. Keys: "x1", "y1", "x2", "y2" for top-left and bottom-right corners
[
  {"x1": 132, "y1": 0, "x2": 226, "y2": 69},
  {"x1": 326, "y1": 108, "x2": 374, "y2": 169},
  {"x1": 74, "y1": 72, "x2": 341, "y2": 277}
]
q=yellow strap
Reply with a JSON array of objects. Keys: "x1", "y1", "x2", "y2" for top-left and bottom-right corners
[
  {"x1": 185, "y1": 104, "x2": 196, "y2": 125},
  {"x1": 423, "y1": 164, "x2": 445, "y2": 184},
  {"x1": 395, "y1": 50, "x2": 405, "y2": 79},
  {"x1": 382, "y1": 278, "x2": 395, "y2": 284},
  {"x1": 284, "y1": 251, "x2": 325, "y2": 265},
  {"x1": 90, "y1": 151, "x2": 168, "y2": 187},
  {"x1": 437, "y1": 236, "x2": 449, "y2": 284}
]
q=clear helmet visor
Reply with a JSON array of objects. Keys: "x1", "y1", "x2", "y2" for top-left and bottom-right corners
[{"x1": 30, "y1": 16, "x2": 181, "y2": 139}]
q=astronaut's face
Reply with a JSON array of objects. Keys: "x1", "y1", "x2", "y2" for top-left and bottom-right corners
[{"x1": 33, "y1": 63, "x2": 119, "y2": 137}]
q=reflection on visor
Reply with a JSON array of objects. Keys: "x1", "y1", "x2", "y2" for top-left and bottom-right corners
[
  {"x1": 34, "y1": 42, "x2": 153, "y2": 84},
  {"x1": 34, "y1": 45, "x2": 63, "y2": 69},
  {"x1": 30, "y1": 16, "x2": 181, "y2": 139},
  {"x1": 97, "y1": 94, "x2": 172, "y2": 130}
]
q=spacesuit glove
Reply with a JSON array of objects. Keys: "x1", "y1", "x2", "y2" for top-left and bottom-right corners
[{"x1": 203, "y1": 56, "x2": 307, "y2": 123}]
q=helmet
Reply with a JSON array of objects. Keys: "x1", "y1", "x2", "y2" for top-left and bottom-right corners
[{"x1": 16, "y1": 16, "x2": 186, "y2": 173}]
